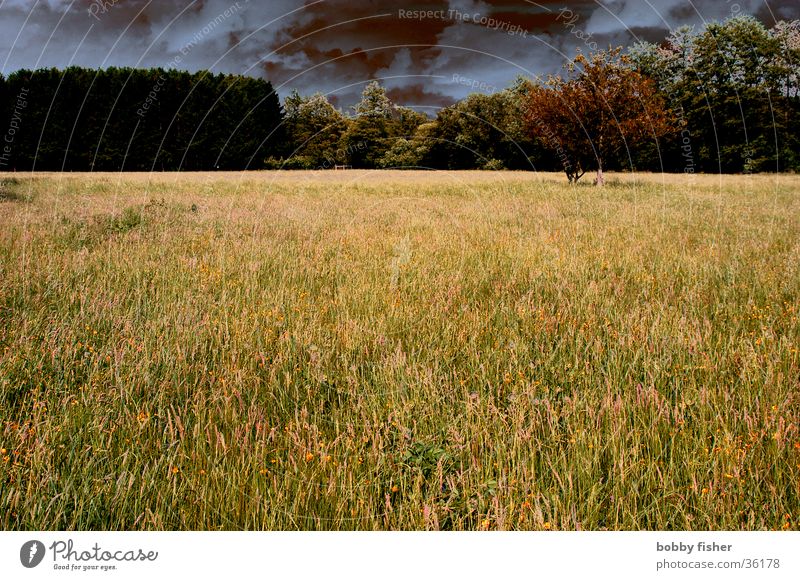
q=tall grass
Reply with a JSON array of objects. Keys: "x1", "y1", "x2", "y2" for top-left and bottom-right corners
[{"x1": 0, "y1": 171, "x2": 798, "y2": 530}]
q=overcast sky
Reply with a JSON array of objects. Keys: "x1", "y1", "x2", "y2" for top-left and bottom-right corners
[{"x1": 1, "y1": 0, "x2": 798, "y2": 111}]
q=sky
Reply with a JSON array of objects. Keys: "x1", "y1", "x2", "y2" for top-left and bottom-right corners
[{"x1": 1, "y1": 0, "x2": 798, "y2": 112}]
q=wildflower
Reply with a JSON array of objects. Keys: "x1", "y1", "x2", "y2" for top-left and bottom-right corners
[
  {"x1": 0, "y1": 448, "x2": 6, "y2": 455},
  {"x1": 172, "y1": 467, "x2": 179, "y2": 474},
  {"x1": 305, "y1": 452, "x2": 314, "y2": 462},
  {"x1": 543, "y1": 522, "x2": 551, "y2": 530},
  {"x1": 391, "y1": 485, "x2": 399, "y2": 493}
]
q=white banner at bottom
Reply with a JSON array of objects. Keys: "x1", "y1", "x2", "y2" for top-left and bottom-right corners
[{"x1": 1, "y1": 532, "x2": 798, "y2": 579}]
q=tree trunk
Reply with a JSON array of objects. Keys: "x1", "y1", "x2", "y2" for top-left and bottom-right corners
[{"x1": 595, "y1": 162, "x2": 604, "y2": 187}]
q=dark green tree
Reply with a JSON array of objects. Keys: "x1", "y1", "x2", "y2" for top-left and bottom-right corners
[
  {"x1": 630, "y1": 16, "x2": 800, "y2": 173},
  {"x1": 340, "y1": 81, "x2": 395, "y2": 168},
  {"x1": 278, "y1": 91, "x2": 348, "y2": 168},
  {"x1": 0, "y1": 67, "x2": 283, "y2": 172},
  {"x1": 424, "y1": 85, "x2": 540, "y2": 170}
]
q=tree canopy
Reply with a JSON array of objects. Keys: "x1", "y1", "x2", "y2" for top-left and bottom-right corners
[
  {"x1": 0, "y1": 67, "x2": 283, "y2": 171},
  {"x1": 524, "y1": 48, "x2": 675, "y2": 184},
  {"x1": 1, "y1": 15, "x2": 798, "y2": 176},
  {"x1": 630, "y1": 15, "x2": 800, "y2": 173}
]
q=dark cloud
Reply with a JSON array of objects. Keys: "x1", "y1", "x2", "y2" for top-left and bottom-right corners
[
  {"x1": 386, "y1": 83, "x2": 455, "y2": 108},
  {"x1": 1, "y1": 0, "x2": 798, "y2": 110}
]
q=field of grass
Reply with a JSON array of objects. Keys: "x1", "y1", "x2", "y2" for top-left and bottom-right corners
[{"x1": 1, "y1": 170, "x2": 799, "y2": 530}]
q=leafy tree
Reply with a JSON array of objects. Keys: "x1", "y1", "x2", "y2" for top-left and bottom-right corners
[
  {"x1": 377, "y1": 122, "x2": 436, "y2": 169},
  {"x1": 340, "y1": 82, "x2": 393, "y2": 168},
  {"x1": 0, "y1": 67, "x2": 283, "y2": 172},
  {"x1": 340, "y1": 82, "x2": 428, "y2": 168},
  {"x1": 339, "y1": 118, "x2": 382, "y2": 168},
  {"x1": 770, "y1": 20, "x2": 800, "y2": 170},
  {"x1": 424, "y1": 87, "x2": 538, "y2": 170},
  {"x1": 391, "y1": 105, "x2": 428, "y2": 138},
  {"x1": 524, "y1": 81, "x2": 590, "y2": 181},
  {"x1": 525, "y1": 48, "x2": 675, "y2": 184},
  {"x1": 353, "y1": 80, "x2": 393, "y2": 119},
  {"x1": 280, "y1": 91, "x2": 348, "y2": 168},
  {"x1": 630, "y1": 16, "x2": 800, "y2": 173}
]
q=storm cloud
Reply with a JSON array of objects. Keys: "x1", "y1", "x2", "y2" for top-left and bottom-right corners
[{"x1": 1, "y1": 0, "x2": 797, "y2": 110}]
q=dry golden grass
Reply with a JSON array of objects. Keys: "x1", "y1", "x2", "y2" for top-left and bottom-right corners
[{"x1": 1, "y1": 171, "x2": 799, "y2": 530}]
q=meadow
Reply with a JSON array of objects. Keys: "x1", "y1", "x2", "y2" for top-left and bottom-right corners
[{"x1": 0, "y1": 170, "x2": 798, "y2": 530}]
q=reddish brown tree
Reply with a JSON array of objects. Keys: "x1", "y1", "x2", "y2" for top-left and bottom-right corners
[{"x1": 525, "y1": 48, "x2": 675, "y2": 185}]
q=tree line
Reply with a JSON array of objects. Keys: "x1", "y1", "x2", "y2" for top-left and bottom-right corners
[
  {"x1": 1, "y1": 15, "x2": 797, "y2": 178},
  {"x1": 0, "y1": 67, "x2": 283, "y2": 171}
]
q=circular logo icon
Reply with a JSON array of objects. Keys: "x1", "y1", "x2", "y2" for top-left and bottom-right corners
[{"x1": 20, "y1": 540, "x2": 46, "y2": 568}]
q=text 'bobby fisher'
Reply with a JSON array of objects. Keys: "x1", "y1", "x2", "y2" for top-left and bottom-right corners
[
  {"x1": 50, "y1": 540, "x2": 158, "y2": 564},
  {"x1": 657, "y1": 541, "x2": 732, "y2": 555}
]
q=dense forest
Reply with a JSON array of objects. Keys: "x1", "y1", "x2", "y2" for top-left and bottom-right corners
[
  {"x1": 0, "y1": 68, "x2": 283, "y2": 171},
  {"x1": 1, "y1": 16, "x2": 798, "y2": 175}
]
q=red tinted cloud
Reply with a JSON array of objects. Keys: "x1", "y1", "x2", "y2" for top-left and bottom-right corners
[{"x1": 2, "y1": 0, "x2": 797, "y2": 107}]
